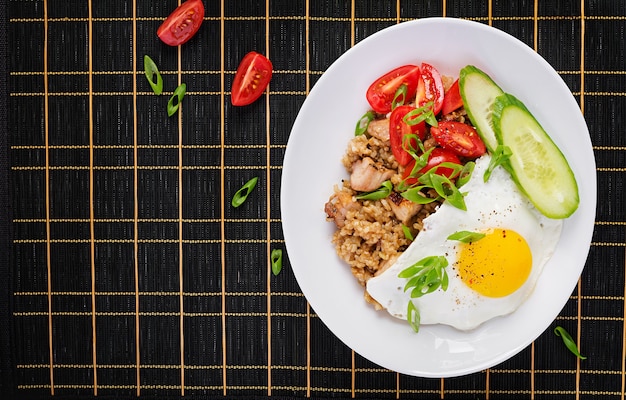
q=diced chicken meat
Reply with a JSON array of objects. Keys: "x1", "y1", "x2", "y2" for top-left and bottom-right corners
[
  {"x1": 366, "y1": 118, "x2": 390, "y2": 142},
  {"x1": 350, "y1": 157, "x2": 394, "y2": 192},
  {"x1": 324, "y1": 190, "x2": 360, "y2": 228},
  {"x1": 387, "y1": 191, "x2": 423, "y2": 225}
]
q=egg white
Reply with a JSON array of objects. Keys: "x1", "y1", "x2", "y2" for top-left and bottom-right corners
[{"x1": 366, "y1": 154, "x2": 563, "y2": 331}]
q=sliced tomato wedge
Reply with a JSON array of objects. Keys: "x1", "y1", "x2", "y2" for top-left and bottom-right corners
[
  {"x1": 430, "y1": 121, "x2": 487, "y2": 158},
  {"x1": 402, "y1": 147, "x2": 462, "y2": 185},
  {"x1": 415, "y1": 63, "x2": 445, "y2": 115},
  {"x1": 157, "y1": 0, "x2": 205, "y2": 46},
  {"x1": 441, "y1": 79, "x2": 463, "y2": 115},
  {"x1": 366, "y1": 65, "x2": 421, "y2": 114},
  {"x1": 231, "y1": 51, "x2": 273, "y2": 106},
  {"x1": 389, "y1": 105, "x2": 426, "y2": 166}
]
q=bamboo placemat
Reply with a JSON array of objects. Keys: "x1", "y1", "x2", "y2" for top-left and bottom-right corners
[{"x1": 4, "y1": 0, "x2": 625, "y2": 399}]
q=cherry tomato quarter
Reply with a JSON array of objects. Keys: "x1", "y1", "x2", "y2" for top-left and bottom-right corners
[
  {"x1": 430, "y1": 121, "x2": 487, "y2": 158},
  {"x1": 389, "y1": 105, "x2": 426, "y2": 166},
  {"x1": 366, "y1": 65, "x2": 421, "y2": 114},
  {"x1": 415, "y1": 63, "x2": 445, "y2": 115},
  {"x1": 402, "y1": 147, "x2": 462, "y2": 185},
  {"x1": 157, "y1": 0, "x2": 205, "y2": 46},
  {"x1": 441, "y1": 79, "x2": 464, "y2": 115},
  {"x1": 231, "y1": 51, "x2": 273, "y2": 106}
]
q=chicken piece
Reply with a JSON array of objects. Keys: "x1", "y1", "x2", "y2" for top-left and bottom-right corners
[
  {"x1": 350, "y1": 157, "x2": 394, "y2": 192},
  {"x1": 387, "y1": 191, "x2": 423, "y2": 225},
  {"x1": 324, "y1": 190, "x2": 360, "y2": 228},
  {"x1": 366, "y1": 118, "x2": 390, "y2": 142}
]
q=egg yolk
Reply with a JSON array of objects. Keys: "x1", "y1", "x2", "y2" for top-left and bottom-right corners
[{"x1": 455, "y1": 229, "x2": 532, "y2": 297}]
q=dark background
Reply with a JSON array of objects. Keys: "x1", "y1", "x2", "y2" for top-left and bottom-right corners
[{"x1": 2, "y1": 1, "x2": 625, "y2": 399}]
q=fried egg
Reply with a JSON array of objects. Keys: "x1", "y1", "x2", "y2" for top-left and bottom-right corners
[{"x1": 366, "y1": 154, "x2": 563, "y2": 331}]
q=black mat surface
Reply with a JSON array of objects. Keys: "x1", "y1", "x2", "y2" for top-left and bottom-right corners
[{"x1": 3, "y1": 1, "x2": 625, "y2": 399}]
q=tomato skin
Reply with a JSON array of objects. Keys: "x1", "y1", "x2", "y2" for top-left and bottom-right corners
[
  {"x1": 389, "y1": 105, "x2": 426, "y2": 166},
  {"x1": 415, "y1": 63, "x2": 445, "y2": 115},
  {"x1": 402, "y1": 147, "x2": 462, "y2": 185},
  {"x1": 441, "y1": 79, "x2": 463, "y2": 115},
  {"x1": 157, "y1": 0, "x2": 205, "y2": 46},
  {"x1": 231, "y1": 52, "x2": 273, "y2": 106},
  {"x1": 430, "y1": 121, "x2": 487, "y2": 158},
  {"x1": 366, "y1": 65, "x2": 421, "y2": 114}
]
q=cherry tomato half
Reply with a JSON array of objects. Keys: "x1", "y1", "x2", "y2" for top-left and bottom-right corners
[
  {"x1": 415, "y1": 63, "x2": 445, "y2": 115},
  {"x1": 389, "y1": 105, "x2": 426, "y2": 166},
  {"x1": 157, "y1": 0, "x2": 205, "y2": 46},
  {"x1": 441, "y1": 79, "x2": 464, "y2": 115},
  {"x1": 231, "y1": 51, "x2": 273, "y2": 106},
  {"x1": 402, "y1": 147, "x2": 462, "y2": 185},
  {"x1": 430, "y1": 121, "x2": 486, "y2": 158},
  {"x1": 366, "y1": 65, "x2": 421, "y2": 114}
]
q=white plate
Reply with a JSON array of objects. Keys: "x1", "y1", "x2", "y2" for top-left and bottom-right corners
[{"x1": 281, "y1": 18, "x2": 596, "y2": 377}]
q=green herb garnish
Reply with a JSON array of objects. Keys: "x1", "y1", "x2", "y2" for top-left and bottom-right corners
[
  {"x1": 402, "y1": 224, "x2": 414, "y2": 241},
  {"x1": 355, "y1": 180, "x2": 392, "y2": 200},
  {"x1": 403, "y1": 101, "x2": 438, "y2": 127},
  {"x1": 484, "y1": 145, "x2": 512, "y2": 182},
  {"x1": 391, "y1": 84, "x2": 408, "y2": 109},
  {"x1": 355, "y1": 110, "x2": 375, "y2": 136},
  {"x1": 270, "y1": 249, "x2": 283, "y2": 276},
  {"x1": 407, "y1": 300, "x2": 420, "y2": 333},
  {"x1": 399, "y1": 255, "x2": 449, "y2": 333},
  {"x1": 447, "y1": 230, "x2": 486, "y2": 243},
  {"x1": 554, "y1": 326, "x2": 586, "y2": 359},
  {"x1": 231, "y1": 177, "x2": 258, "y2": 207},
  {"x1": 456, "y1": 161, "x2": 475, "y2": 188},
  {"x1": 167, "y1": 83, "x2": 187, "y2": 116},
  {"x1": 144, "y1": 55, "x2": 163, "y2": 95}
]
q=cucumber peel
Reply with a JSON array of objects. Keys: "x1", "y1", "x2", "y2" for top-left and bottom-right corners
[
  {"x1": 459, "y1": 65, "x2": 504, "y2": 152},
  {"x1": 493, "y1": 93, "x2": 579, "y2": 219}
]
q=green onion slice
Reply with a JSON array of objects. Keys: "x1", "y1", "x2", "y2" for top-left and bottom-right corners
[
  {"x1": 144, "y1": 55, "x2": 163, "y2": 95},
  {"x1": 392, "y1": 84, "x2": 408, "y2": 110},
  {"x1": 167, "y1": 83, "x2": 187, "y2": 117},
  {"x1": 355, "y1": 180, "x2": 392, "y2": 200},
  {"x1": 407, "y1": 301, "x2": 420, "y2": 333},
  {"x1": 554, "y1": 326, "x2": 587, "y2": 359},
  {"x1": 401, "y1": 186, "x2": 439, "y2": 204},
  {"x1": 431, "y1": 174, "x2": 466, "y2": 210},
  {"x1": 447, "y1": 230, "x2": 486, "y2": 243},
  {"x1": 270, "y1": 249, "x2": 283, "y2": 276},
  {"x1": 402, "y1": 224, "x2": 414, "y2": 241},
  {"x1": 456, "y1": 161, "x2": 475, "y2": 188},
  {"x1": 399, "y1": 255, "x2": 448, "y2": 334},
  {"x1": 355, "y1": 111, "x2": 375, "y2": 136},
  {"x1": 231, "y1": 177, "x2": 258, "y2": 208},
  {"x1": 484, "y1": 145, "x2": 512, "y2": 182},
  {"x1": 403, "y1": 101, "x2": 438, "y2": 127}
]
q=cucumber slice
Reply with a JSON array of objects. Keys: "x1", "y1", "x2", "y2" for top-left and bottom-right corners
[
  {"x1": 459, "y1": 65, "x2": 504, "y2": 152},
  {"x1": 493, "y1": 93, "x2": 579, "y2": 219}
]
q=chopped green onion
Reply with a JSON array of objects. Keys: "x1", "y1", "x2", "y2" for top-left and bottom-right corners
[
  {"x1": 447, "y1": 230, "x2": 486, "y2": 243},
  {"x1": 402, "y1": 224, "x2": 414, "y2": 241},
  {"x1": 355, "y1": 180, "x2": 392, "y2": 200},
  {"x1": 355, "y1": 111, "x2": 375, "y2": 136},
  {"x1": 392, "y1": 84, "x2": 408, "y2": 109},
  {"x1": 429, "y1": 174, "x2": 466, "y2": 211},
  {"x1": 456, "y1": 161, "x2": 475, "y2": 188},
  {"x1": 407, "y1": 301, "x2": 420, "y2": 333},
  {"x1": 144, "y1": 55, "x2": 163, "y2": 95},
  {"x1": 484, "y1": 145, "x2": 512, "y2": 182},
  {"x1": 270, "y1": 249, "x2": 283, "y2": 276},
  {"x1": 401, "y1": 186, "x2": 439, "y2": 204},
  {"x1": 231, "y1": 177, "x2": 258, "y2": 208},
  {"x1": 399, "y1": 255, "x2": 448, "y2": 333},
  {"x1": 554, "y1": 326, "x2": 586, "y2": 359},
  {"x1": 167, "y1": 83, "x2": 187, "y2": 117},
  {"x1": 403, "y1": 101, "x2": 438, "y2": 127}
]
